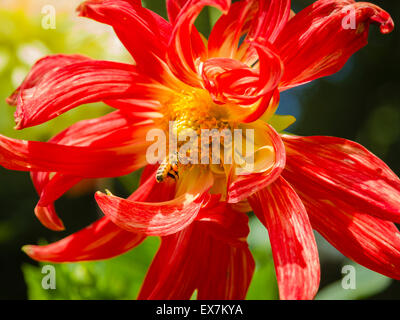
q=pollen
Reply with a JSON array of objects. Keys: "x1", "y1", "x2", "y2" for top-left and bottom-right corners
[
  {"x1": 157, "y1": 89, "x2": 237, "y2": 172},
  {"x1": 160, "y1": 89, "x2": 234, "y2": 135}
]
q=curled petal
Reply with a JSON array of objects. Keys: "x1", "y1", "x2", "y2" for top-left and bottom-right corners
[
  {"x1": 31, "y1": 174, "x2": 81, "y2": 231},
  {"x1": 36, "y1": 174, "x2": 81, "y2": 207},
  {"x1": 274, "y1": 0, "x2": 394, "y2": 90},
  {"x1": 202, "y1": 58, "x2": 259, "y2": 103},
  {"x1": 78, "y1": 0, "x2": 175, "y2": 82},
  {"x1": 204, "y1": 42, "x2": 283, "y2": 102},
  {"x1": 282, "y1": 135, "x2": 400, "y2": 223},
  {"x1": 22, "y1": 162, "x2": 172, "y2": 263},
  {"x1": 23, "y1": 216, "x2": 146, "y2": 262},
  {"x1": 95, "y1": 168, "x2": 214, "y2": 236},
  {"x1": 29, "y1": 171, "x2": 64, "y2": 231},
  {"x1": 34, "y1": 204, "x2": 65, "y2": 232},
  {"x1": 227, "y1": 121, "x2": 286, "y2": 203},
  {"x1": 203, "y1": 41, "x2": 283, "y2": 122},
  {"x1": 29, "y1": 111, "x2": 148, "y2": 230},
  {"x1": 6, "y1": 54, "x2": 89, "y2": 106},
  {"x1": 167, "y1": 0, "x2": 231, "y2": 86},
  {"x1": 14, "y1": 59, "x2": 167, "y2": 129},
  {"x1": 249, "y1": 176, "x2": 320, "y2": 300},
  {"x1": 298, "y1": 191, "x2": 400, "y2": 280}
]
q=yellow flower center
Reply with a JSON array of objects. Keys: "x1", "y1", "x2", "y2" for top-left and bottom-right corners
[{"x1": 155, "y1": 89, "x2": 239, "y2": 178}]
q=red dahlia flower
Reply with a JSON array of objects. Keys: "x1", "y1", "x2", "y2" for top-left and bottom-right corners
[{"x1": 1, "y1": 0, "x2": 397, "y2": 300}]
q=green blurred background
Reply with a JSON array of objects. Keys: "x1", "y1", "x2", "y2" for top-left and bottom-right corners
[{"x1": 0, "y1": 0, "x2": 399, "y2": 300}]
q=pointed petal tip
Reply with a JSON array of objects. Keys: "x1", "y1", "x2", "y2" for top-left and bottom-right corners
[
  {"x1": 95, "y1": 190, "x2": 105, "y2": 198},
  {"x1": 43, "y1": 222, "x2": 65, "y2": 232},
  {"x1": 13, "y1": 115, "x2": 23, "y2": 130},
  {"x1": 76, "y1": 1, "x2": 89, "y2": 16},
  {"x1": 34, "y1": 205, "x2": 65, "y2": 231},
  {"x1": 21, "y1": 245, "x2": 34, "y2": 256},
  {"x1": 6, "y1": 95, "x2": 16, "y2": 106}
]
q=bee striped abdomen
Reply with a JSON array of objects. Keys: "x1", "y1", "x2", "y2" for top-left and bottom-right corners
[{"x1": 155, "y1": 156, "x2": 179, "y2": 183}]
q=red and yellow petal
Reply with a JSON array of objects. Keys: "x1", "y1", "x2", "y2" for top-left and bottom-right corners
[
  {"x1": 28, "y1": 110, "x2": 151, "y2": 230},
  {"x1": 95, "y1": 167, "x2": 214, "y2": 236},
  {"x1": 21, "y1": 163, "x2": 171, "y2": 263},
  {"x1": 0, "y1": 123, "x2": 152, "y2": 178},
  {"x1": 227, "y1": 121, "x2": 286, "y2": 203},
  {"x1": 208, "y1": 0, "x2": 257, "y2": 59},
  {"x1": 23, "y1": 216, "x2": 146, "y2": 263},
  {"x1": 12, "y1": 58, "x2": 168, "y2": 129},
  {"x1": 202, "y1": 40, "x2": 283, "y2": 123},
  {"x1": 283, "y1": 135, "x2": 400, "y2": 223},
  {"x1": 167, "y1": 0, "x2": 231, "y2": 86},
  {"x1": 249, "y1": 176, "x2": 320, "y2": 300},
  {"x1": 6, "y1": 54, "x2": 89, "y2": 106},
  {"x1": 246, "y1": 0, "x2": 291, "y2": 43},
  {"x1": 167, "y1": 0, "x2": 190, "y2": 23},
  {"x1": 299, "y1": 191, "x2": 400, "y2": 280},
  {"x1": 274, "y1": 0, "x2": 394, "y2": 90},
  {"x1": 78, "y1": 0, "x2": 176, "y2": 83},
  {"x1": 138, "y1": 207, "x2": 254, "y2": 300}
]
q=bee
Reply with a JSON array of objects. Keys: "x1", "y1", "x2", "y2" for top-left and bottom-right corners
[{"x1": 155, "y1": 152, "x2": 180, "y2": 183}]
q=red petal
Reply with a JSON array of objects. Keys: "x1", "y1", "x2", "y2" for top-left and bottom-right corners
[
  {"x1": 138, "y1": 214, "x2": 254, "y2": 300},
  {"x1": 14, "y1": 58, "x2": 166, "y2": 129},
  {"x1": 23, "y1": 216, "x2": 146, "y2": 262},
  {"x1": 247, "y1": 0, "x2": 291, "y2": 43},
  {"x1": 167, "y1": 0, "x2": 190, "y2": 23},
  {"x1": 36, "y1": 174, "x2": 81, "y2": 207},
  {"x1": 33, "y1": 205, "x2": 65, "y2": 232},
  {"x1": 21, "y1": 163, "x2": 171, "y2": 263},
  {"x1": 202, "y1": 41, "x2": 283, "y2": 122},
  {"x1": 78, "y1": 0, "x2": 174, "y2": 82},
  {"x1": 208, "y1": 1, "x2": 257, "y2": 59},
  {"x1": 138, "y1": 225, "x2": 200, "y2": 299},
  {"x1": 196, "y1": 235, "x2": 254, "y2": 300},
  {"x1": 227, "y1": 122, "x2": 286, "y2": 203},
  {"x1": 95, "y1": 169, "x2": 214, "y2": 236},
  {"x1": 0, "y1": 123, "x2": 151, "y2": 178},
  {"x1": 196, "y1": 203, "x2": 250, "y2": 247},
  {"x1": 29, "y1": 111, "x2": 147, "y2": 230},
  {"x1": 48, "y1": 110, "x2": 148, "y2": 147},
  {"x1": 274, "y1": 0, "x2": 394, "y2": 90},
  {"x1": 167, "y1": 0, "x2": 231, "y2": 86},
  {"x1": 283, "y1": 135, "x2": 400, "y2": 224},
  {"x1": 6, "y1": 54, "x2": 89, "y2": 106},
  {"x1": 298, "y1": 190, "x2": 400, "y2": 280},
  {"x1": 249, "y1": 176, "x2": 320, "y2": 300}
]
